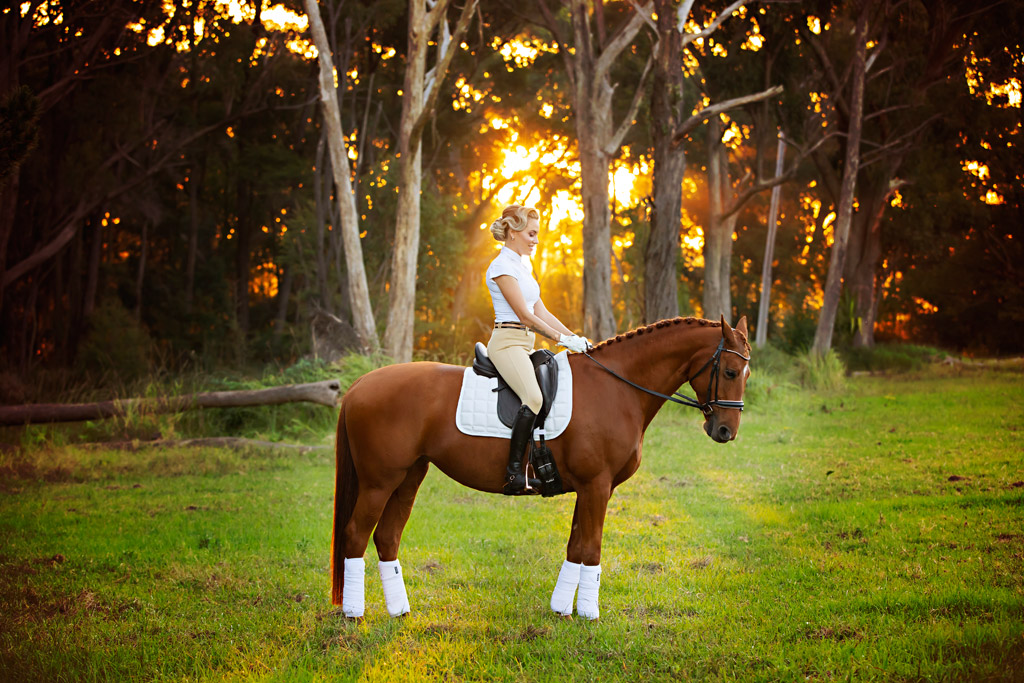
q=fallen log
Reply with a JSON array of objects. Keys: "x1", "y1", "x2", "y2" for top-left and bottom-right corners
[
  {"x1": 0, "y1": 380, "x2": 343, "y2": 426},
  {"x1": 78, "y1": 437, "x2": 332, "y2": 454}
]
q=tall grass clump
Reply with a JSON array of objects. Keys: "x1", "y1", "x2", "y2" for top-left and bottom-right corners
[
  {"x1": 795, "y1": 348, "x2": 846, "y2": 392},
  {"x1": 743, "y1": 343, "x2": 798, "y2": 409}
]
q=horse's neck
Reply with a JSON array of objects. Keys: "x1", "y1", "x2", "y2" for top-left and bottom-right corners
[{"x1": 595, "y1": 322, "x2": 717, "y2": 399}]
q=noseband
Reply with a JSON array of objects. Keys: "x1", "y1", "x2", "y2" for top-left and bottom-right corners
[{"x1": 582, "y1": 338, "x2": 750, "y2": 417}]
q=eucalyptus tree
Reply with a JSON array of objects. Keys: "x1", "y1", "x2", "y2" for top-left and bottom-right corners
[
  {"x1": 802, "y1": 0, "x2": 990, "y2": 351},
  {"x1": 305, "y1": 0, "x2": 380, "y2": 353},
  {"x1": 382, "y1": 0, "x2": 479, "y2": 362},
  {"x1": 645, "y1": 0, "x2": 789, "y2": 323},
  {"x1": 532, "y1": 0, "x2": 653, "y2": 341}
]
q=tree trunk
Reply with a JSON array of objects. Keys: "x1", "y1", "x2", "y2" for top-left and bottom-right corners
[
  {"x1": 755, "y1": 135, "x2": 786, "y2": 347},
  {"x1": 83, "y1": 214, "x2": 102, "y2": 320},
  {"x1": 307, "y1": 0, "x2": 381, "y2": 353},
  {"x1": 134, "y1": 221, "x2": 148, "y2": 322},
  {"x1": 313, "y1": 130, "x2": 331, "y2": 309},
  {"x1": 0, "y1": 167, "x2": 20, "y2": 314},
  {"x1": 184, "y1": 154, "x2": 205, "y2": 312},
  {"x1": 844, "y1": 156, "x2": 904, "y2": 348},
  {"x1": 704, "y1": 116, "x2": 732, "y2": 319},
  {"x1": 234, "y1": 173, "x2": 252, "y2": 338},
  {"x1": 578, "y1": 136, "x2": 617, "y2": 340},
  {"x1": 382, "y1": 0, "x2": 477, "y2": 361},
  {"x1": 273, "y1": 262, "x2": 294, "y2": 341},
  {"x1": 564, "y1": 0, "x2": 651, "y2": 342},
  {"x1": 0, "y1": 379, "x2": 346, "y2": 426},
  {"x1": 383, "y1": 0, "x2": 432, "y2": 363},
  {"x1": 812, "y1": 2, "x2": 870, "y2": 355},
  {"x1": 645, "y1": 0, "x2": 686, "y2": 324}
]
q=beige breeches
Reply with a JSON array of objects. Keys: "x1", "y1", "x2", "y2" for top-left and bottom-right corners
[{"x1": 487, "y1": 328, "x2": 544, "y2": 414}]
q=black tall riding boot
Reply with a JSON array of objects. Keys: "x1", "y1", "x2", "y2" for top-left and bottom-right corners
[{"x1": 503, "y1": 404, "x2": 541, "y2": 495}]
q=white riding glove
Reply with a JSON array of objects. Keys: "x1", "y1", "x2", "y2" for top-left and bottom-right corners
[{"x1": 558, "y1": 334, "x2": 589, "y2": 353}]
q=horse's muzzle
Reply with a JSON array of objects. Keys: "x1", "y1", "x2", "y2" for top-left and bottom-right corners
[{"x1": 704, "y1": 418, "x2": 733, "y2": 443}]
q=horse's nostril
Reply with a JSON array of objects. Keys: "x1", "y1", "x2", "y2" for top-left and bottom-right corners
[{"x1": 718, "y1": 425, "x2": 731, "y2": 441}]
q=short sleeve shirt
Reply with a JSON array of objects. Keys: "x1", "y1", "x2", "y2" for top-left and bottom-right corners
[{"x1": 486, "y1": 246, "x2": 541, "y2": 323}]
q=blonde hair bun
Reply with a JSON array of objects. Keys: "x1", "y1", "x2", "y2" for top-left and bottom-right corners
[{"x1": 490, "y1": 204, "x2": 540, "y2": 242}]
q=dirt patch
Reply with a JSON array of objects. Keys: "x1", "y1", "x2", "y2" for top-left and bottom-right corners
[
  {"x1": 689, "y1": 555, "x2": 714, "y2": 570},
  {"x1": 420, "y1": 560, "x2": 443, "y2": 574}
]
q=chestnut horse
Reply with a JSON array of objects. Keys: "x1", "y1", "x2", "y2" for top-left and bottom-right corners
[{"x1": 331, "y1": 316, "x2": 751, "y2": 619}]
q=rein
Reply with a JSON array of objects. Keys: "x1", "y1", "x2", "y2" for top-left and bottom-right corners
[{"x1": 582, "y1": 338, "x2": 750, "y2": 417}]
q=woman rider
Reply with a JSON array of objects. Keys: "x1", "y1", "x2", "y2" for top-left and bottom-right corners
[{"x1": 485, "y1": 204, "x2": 590, "y2": 495}]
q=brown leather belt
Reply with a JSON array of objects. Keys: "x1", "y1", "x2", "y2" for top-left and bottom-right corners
[{"x1": 494, "y1": 321, "x2": 528, "y2": 330}]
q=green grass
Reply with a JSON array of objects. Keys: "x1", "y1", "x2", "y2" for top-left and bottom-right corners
[{"x1": 1, "y1": 363, "x2": 1022, "y2": 681}]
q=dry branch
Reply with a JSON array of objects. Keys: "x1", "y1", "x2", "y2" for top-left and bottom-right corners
[{"x1": 0, "y1": 380, "x2": 342, "y2": 426}]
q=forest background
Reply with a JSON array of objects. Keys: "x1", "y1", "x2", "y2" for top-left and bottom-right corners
[{"x1": 1, "y1": 0, "x2": 1022, "y2": 400}]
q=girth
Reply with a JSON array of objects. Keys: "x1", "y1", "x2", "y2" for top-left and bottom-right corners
[{"x1": 472, "y1": 342, "x2": 558, "y2": 428}]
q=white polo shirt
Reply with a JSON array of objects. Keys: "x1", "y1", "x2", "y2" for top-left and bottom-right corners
[{"x1": 486, "y1": 246, "x2": 541, "y2": 323}]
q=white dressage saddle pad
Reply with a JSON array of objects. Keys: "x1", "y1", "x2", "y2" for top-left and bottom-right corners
[{"x1": 455, "y1": 349, "x2": 573, "y2": 439}]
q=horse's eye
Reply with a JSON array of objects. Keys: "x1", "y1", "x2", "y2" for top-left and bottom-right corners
[{"x1": 725, "y1": 369, "x2": 738, "y2": 380}]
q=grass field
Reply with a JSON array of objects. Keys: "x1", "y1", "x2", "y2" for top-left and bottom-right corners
[{"x1": 1, "y1": 363, "x2": 1022, "y2": 681}]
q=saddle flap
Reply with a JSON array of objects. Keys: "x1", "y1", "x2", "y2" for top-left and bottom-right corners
[
  {"x1": 470, "y1": 343, "x2": 559, "y2": 428},
  {"x1": 493, "y1": 349, "x2": 558, "y2": 428}
]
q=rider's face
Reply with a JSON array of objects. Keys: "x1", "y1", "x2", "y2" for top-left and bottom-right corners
[{"x1": 510, "y1": 217, "x2": 540, "y2": 257}]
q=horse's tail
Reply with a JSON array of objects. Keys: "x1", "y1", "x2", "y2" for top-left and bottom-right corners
[{"x1": 331, "y1": 398, "x2": 358, "y2": 606}]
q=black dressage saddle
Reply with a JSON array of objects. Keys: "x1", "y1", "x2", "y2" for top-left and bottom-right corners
[
  {"x1": 471, "y1": 342, "x2": 564, "y2": 497},
  {"x1": 471, "y1": 342, "x2": 558, "y2": 428}
]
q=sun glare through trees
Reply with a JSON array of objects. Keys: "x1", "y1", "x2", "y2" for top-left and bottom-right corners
[{"x1": 2, "y1": 0, "x2": 1022, "y2": 372}]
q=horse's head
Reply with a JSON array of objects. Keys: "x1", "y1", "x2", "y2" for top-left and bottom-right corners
[{"x1": 691, "y1": 316, "x2": 751, "y2": 443}]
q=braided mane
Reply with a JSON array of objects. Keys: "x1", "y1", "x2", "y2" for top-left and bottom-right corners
[{"x1": 590, "y1": 316, "x2": 750, "y2": 355}]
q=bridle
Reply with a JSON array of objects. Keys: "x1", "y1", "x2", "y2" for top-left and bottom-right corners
[{"x1": 582, "y1": 338, "x2": 751, "y2": 418}]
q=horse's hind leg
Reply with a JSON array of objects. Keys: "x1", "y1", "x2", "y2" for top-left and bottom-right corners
[
  {"x1": 339, "y1": 475, "x2": 403, "y2": 618},
  {"x1": 371, "y1": 458, "x2": 429, "y2": 616}
]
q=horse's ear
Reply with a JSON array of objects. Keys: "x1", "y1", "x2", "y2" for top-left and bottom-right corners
[
  {"x1": 721, "y1": 315, "x2": 738, "y2": 346},
  {"x1": 735, "y1": 316, "x2": 748, "y2": 338}
]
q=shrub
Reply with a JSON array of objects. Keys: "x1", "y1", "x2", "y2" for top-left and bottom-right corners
[
  {"x1": 743, "y1": 343, "x2": 798, "y2": 410},
  {"x1": 795, "y1": 349, "x2": 847, "y2": 392},
  {"x1": 841, "y1": 343, "x2": 943, "y2": 373},
  {"x1": 76, "y1": 298, "x2": 156, "y2": 385}
]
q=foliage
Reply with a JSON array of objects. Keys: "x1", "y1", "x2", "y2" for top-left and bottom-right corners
[
  {"x1": 795, "y1": 348, "x2": 847, "y2": 392},
  {"x1": 75, "y1": 298, "x2": 156, "y2": 385},
  {"x1": 841, "y1": 343, "x2": 945, "y2": 373},
  {"x1": 1, "y1": 369, "x2": 1022, "y2": 680},
  {"x1": 1, "y1": 0, "x2": 1021, "y2": 386},
  {"x1": 0, "y1": 86, "x2": 40, "y2": 183}
]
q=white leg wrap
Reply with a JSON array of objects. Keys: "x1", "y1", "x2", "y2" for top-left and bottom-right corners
[
  {"x1": 342, "y1": 557, "x2": 365, "y2": 618},
  {"x1": 550, "y1": 560, "x2": 581, "y2": 616},
  {"x1": 378, "y1": 559, "x2": 410, "y2": 617},
  {"x1": 576, "y1": 564, "x2": 601, "y2": 620}
]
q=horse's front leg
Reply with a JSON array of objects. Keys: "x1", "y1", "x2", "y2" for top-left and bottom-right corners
[
  {"x1": 555, "y1": 478, "x2": 611, "y2": 619},
  {"x1": 550, "y1": 501, "x2": 582, "y2": 616}
]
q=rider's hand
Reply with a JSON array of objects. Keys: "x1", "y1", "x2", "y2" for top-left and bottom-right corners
[{"x1": 558, "y1": 334, "x2": 588, "y2": 353}]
